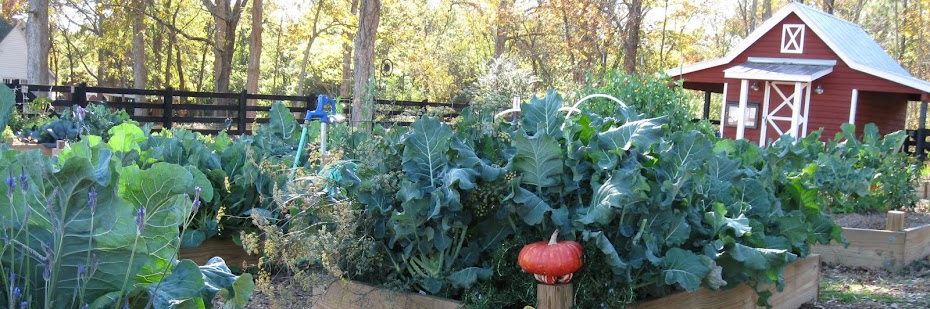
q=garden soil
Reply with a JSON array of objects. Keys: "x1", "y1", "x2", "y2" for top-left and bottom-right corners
[{"x1": 831, "y1": 200, "x2": 930, "y2": 230}]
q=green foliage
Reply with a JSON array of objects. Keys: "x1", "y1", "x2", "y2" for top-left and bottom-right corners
[
  {"x1": 0, "y1": 140, "x2": 252, "y2": 308},
  {"x1": 583, "y1": 71, "x2": 708, "y2": 134},
  {"x1": 16, "y1": 103, "x2": 137, "y2": 147},
  {"x1": 771, "y1": 123, "x2": 919, "y2": 214},
  {"x1": 335, "y1": 89, "x2": 843, "y2": 308}
]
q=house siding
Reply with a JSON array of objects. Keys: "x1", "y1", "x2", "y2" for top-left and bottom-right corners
[
  {"x1": 0, "y1": 23, "x2": 28, "y2": 81},
  {"x1": 680, "y1": 13, "x2": 913, "y2": 143}
]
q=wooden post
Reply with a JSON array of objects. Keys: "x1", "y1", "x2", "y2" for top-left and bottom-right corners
[
  {"x1": 74, "y1": 83, "x2": 87, "y2": 108},
  {"x1": 887, "y1": 211, "x2": 906, "y2": 232},
  {"x1": 238, "y1": 90, "x2": 248, "y2": 135},
  {"x1": 703, "y1": 90, "x2": 711, "y2": 120},
  {"x1": 163, "y1": 87, "x2": 174, "y2": 129},
  {"x1": 918, "y1": 100, "x2": 927, "y2": 160},
  {"x1": 537, "y1": 283, "x2": 572, "y2": 309}
]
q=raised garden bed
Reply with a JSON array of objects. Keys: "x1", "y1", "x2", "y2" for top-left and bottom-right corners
[
  {"x1": 179, "y1": 238, "x2": 260, "y2": 267},
  {"x1": 6, "y1": 139, "x2": 66, "y2": 156},
  {"x1": 299, "y1": 255, "x2": 820, "y2": 309},
  {"x1": 813, "y1": 211, "x2": 930, "y2": 269},
  {"x1": 631, "y1": 255, "x2": 820, "y2": 309}
]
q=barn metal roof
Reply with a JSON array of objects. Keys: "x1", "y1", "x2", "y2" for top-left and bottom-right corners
[
  {"x1": 724, "y1": 58, "x2": 835, "y2": 82},
  {"x1": 792, "y1": 4, "x2": 910, "y2": 77},
  {"x1": 666, "y1": 3, "x2": 930, "y2": 95}
]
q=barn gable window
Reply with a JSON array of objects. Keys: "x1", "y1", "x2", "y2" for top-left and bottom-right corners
[{"x1": 781, "y1": 24, "x2": 805, "y2": 54}]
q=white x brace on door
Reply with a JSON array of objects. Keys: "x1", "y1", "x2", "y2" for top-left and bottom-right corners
[{"x1": 760, "y1": 81, "x2": 811, "y2": 145}]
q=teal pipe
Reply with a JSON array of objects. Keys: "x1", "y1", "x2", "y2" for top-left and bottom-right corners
[{"x1": 290, "y1": 121, "x2": 310, "y2": 182}]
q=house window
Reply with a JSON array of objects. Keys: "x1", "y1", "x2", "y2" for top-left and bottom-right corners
[
  {"x1": 781, "y1": 24, "x2": 805, "y2": 54},
  {"x1": 725, "y1": 101, "x2": 760, "y2": 128}
]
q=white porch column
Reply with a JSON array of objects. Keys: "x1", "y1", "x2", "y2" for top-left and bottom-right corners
[
  {"x1": 720, "y1": 83, "x2": 728, "y2": 137},
  {"x1": 790, "y1": 82, "x2": 803, "y2": 138},
  {"x1": 760, "y1": 81, "x2": 771, "y2": 146},
  {"x1": 736, "y1": 79, "x2": 750, "y2": 140},
  {"x1": 849, "y1": 89, "x2": 859, "y2": 124}
]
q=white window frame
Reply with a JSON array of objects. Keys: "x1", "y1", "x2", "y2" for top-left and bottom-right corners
[{"x1": 781, "y1": 24, "x2": 806, "y2": 54}]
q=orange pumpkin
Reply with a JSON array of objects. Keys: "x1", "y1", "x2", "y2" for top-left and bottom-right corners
[{"x1": 518, "y1": 230, "x2": 583, "y2": 284}]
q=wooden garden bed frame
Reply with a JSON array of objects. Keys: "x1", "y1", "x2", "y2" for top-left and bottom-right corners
[
  {"x1": 308, "y1": 255, "x2": 820, "y2": 309},
  {"x1": 812, "y1": 211, "x2": 930, "y2": 269},
  {"x1": 631, "y1": 255, "x2": 820, "y2": 309},
  {"x1": 7, "y1": 139, "x2": 65, "y2": 157}
]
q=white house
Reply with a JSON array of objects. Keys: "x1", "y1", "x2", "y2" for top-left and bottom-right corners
[{"x1": 0, "y1": 18, "x2": 27, "y2": 84}]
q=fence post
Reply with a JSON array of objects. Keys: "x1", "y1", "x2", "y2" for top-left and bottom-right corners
[
  {"x1": 11, "y1": 80, "x2": 22, "y2": 103},
  {"x1": 238, "y1": 90, "x2": 248, "y2": 135},
  {"x1": 75, "y1": 83, "x2": 87, "y2": 107},
  {"x1": 164, "y1": 87, "x2": 174, "y2": 129},
  {"x1": 919, "y1": 100, "x2": 927, "y2": 160}
]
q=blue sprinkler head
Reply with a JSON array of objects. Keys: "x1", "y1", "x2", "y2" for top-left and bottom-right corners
[{"x1": 307, "y1": 95, "x2": 337, "y2": 123}]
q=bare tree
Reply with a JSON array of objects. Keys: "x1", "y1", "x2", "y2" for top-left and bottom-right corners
[
  {"x1": 131, "y1": 0, "x2": 146, "y2": 90},
  {"x1": 340, "y1": 0, "x2": 360, "y2": 98},
  {"x1": 350, "y1": 0, "x2": 381, "y2": 127},
  {"x1": 245, "y1": 0, "x2": 263, "y2": 99},
  {"x1": 202, "y1": 0, "x2": 246, "y2": 94},
  {"x1": 622, "y1": 0, "x2": 644, "y2": 73},
  {"x1": 26, "y1": 0, "x2": 50, "y2": 85}
]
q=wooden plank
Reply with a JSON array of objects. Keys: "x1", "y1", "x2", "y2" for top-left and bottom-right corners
[
  {"x1": 537, "y1": 283, "x2": 573, "y2": 309},
  {"x1": 178, "y1": 238, "x2": 259, "y2": 267},
  {"x1": 887, "y1": 211, "x2": 906, "y2": 231},
  {"x1": 314, "y1": 280, "x2": 461, "y2": 309},
  {"x1": 812, "y1": 228, "x2": 906, "y2": 269},
  {"x1": 904, "y1": 224, "x2": 930, "y2": 263},
  {"x1": 632, "y1": 255, "x2": 820, "y2": 309}
]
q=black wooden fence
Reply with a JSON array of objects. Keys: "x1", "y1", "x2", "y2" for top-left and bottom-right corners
[
  {"x1": 3, "y1": 82, "x2": 466, "y2": 135},
  {"x1": 904, "y1": 129, "x2": 930, "y2": 159}
]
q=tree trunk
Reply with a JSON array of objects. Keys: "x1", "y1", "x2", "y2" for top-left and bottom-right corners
[
  {"x1": 340, "y1": 0, "x2": 360, "y2": 99},
  {"x1": 622, "y1": 0, "x2": 643, "y2": 74},
  {"x1": 823, "y1": 0, "x2": 835, "y2": 14},
  {"x1": 246, "y1": 0, "x2": 263, "y2": 109},
  {"x1": 203, "y1": 0, "x2": 246, "y2": 94},
  {"x1": 493, "y1": 0, "x2": 512, "y2": 58},
  {"x1": 26, "y1": 0, "x2": 50, "y2": 85},
  {"x1": 350, "y1": 0, "x2": 380, "y2": 127},
  {"x1": 131, "y1": 0, "x2": 146, "y2": 89},
  {"x1": 762, "y1": 0, "x2": 772, "y2": 20},
  {"x1": 131, "y1": 0, "x2": 147, "y2": 114}
]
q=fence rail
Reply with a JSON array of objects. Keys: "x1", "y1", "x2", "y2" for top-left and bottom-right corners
[
  {"x1": 4, "y1": 82, "x2": 466, "y2": 135},
  {"x1": 904, "y1": 129, "x2": 929, "y2": 159}
]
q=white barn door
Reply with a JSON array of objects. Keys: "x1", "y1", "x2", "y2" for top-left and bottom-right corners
[{"x1": 760, "y1": 81, "x2": 811, "y2": 144}]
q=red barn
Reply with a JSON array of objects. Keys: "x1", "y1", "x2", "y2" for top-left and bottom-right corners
[{"x1": 667, "y1": 3, "x2": 930, "y2": 146}]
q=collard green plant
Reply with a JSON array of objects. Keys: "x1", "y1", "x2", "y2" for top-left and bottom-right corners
[
  {"x1": 337, "y1": 89, "x2": 844, "y2": 308},
  {"x1": 0, "y1": 138, "x2": 252, "y2": 308}
]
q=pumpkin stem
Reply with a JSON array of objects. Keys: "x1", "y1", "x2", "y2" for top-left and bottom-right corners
[{"x1": 548, "y1": 229, "x2": 559, "y2": 245}]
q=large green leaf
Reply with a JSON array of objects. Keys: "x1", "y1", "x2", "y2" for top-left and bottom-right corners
[
  {"x1": 592, "y1": 117, "x2": 666, "y2": 169},
  {"x1": 261, "y1": 102, "x2": 298, "y2": 142},
  {"x1": 578, "y1": 164, "x2": 648, "y2": 225},
  {"x1": 402, "y1": 117, "x2": 453, "y2": 187},
  {"x1": 148, "y1": 260, "x2": 206, "y2": 309},
  {"x1": 200, "y1": 257, "x2": 254, "y2": 309},
  {"x1": 512, "y1": 187, "x2": 552, "y2": 225},
  {"x1": 513, "y1": 131, "x2": 562, "y2": 188},
  {"x1": 448, "y1": 267, "x2": 492, "y2": 289},
  {"x1": 108, "y1": 122, "x2": 147, "y2": 153},
  {"x1": 661, "y1": 248, "x2": 710, "y2": 292},
  {"x1": 520, "y1": 89, "x2": 564, "y2": 136}
]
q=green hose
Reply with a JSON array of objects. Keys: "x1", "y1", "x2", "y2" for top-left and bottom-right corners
[{"x1": 289, "y1": 122, "x2": 310, "y2": 182}]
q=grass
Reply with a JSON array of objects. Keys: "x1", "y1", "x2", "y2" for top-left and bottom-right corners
[{"x1": 820, "y1": 279, "x2": 904, "y2": 304}]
